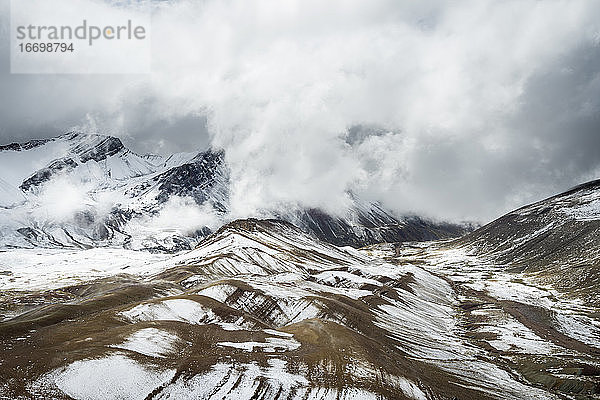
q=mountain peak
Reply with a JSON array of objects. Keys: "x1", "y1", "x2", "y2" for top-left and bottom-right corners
[{"x1": 0, "y1": 138, "x2": 53, "y2": 152}]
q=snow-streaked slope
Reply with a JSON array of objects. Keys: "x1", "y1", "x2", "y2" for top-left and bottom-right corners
[
  {"x1": 458, "y1": 179, "x2": 600, "y2": 306},
  {"x1": 384, "y1": 239, "x2": 600, "y2": 399},
  {"x1": 0, "y1": 177, "x2": 25, "y2": 208},
  {"x1": 0, "y1": 218, "x2": 565, "y2": 399},
  {"x1": 0, "y1": 248, "x2": 171, "y2": 292}
]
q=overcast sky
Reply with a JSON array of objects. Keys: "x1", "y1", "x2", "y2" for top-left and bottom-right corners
[{"x1": 1, "y1": 0, "x2": 599, "y2": 223}]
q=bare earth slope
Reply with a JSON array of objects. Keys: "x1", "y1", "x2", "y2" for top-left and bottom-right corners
[
  {"x1": 0, "y1": 219, "x2": 559, "y2": 399},
  {"x1": 1, "y1": 180, "x2": 600, "y2": 399},
  {"x1": 390, "y1": 180, "x2": 600, "y2": 398},
  {"x1": 459, "y1": 179, "x2": 600, "y2": 306}
]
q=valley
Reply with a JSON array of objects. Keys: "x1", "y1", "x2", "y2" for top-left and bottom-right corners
[{"x1": 1, "y1": 215, "x2": 598, "y2": 399}]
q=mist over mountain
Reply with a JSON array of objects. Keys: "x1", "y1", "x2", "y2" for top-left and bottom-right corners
[
  {"x1": 0, "y1": 132, "x2": 469, "y2": 252},
  {"x1": 2, "y1": 1, "x2": 600, "y2": 222}
]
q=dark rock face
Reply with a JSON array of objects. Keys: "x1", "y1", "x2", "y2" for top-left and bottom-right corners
[
  {"x1": 16, "y1": 227, "x2": 39, "y2": 240},
  {"x1": 296, "y1": 208, "x2": 469, "y2": 248},
  {"x1": 73, "y1": 210, "x2": 96, "y2": 228},
  {"x1": 19, "y1": 158, "x2": 78, "y2": 192},
  {"x1": 18, "y1": 134, "x2": 125, "y2": 192},
  {"x1": 0, "y1": 139, "x2": 52, "y2": 152},
  {"x1": 155, "y1": 150, "x2": 228, "y2": 211},
  {"x1": 96, "y1": 208, "x2": 137, "y2": 241},
  {"x1": 72, "y1": 135, "x2": 124, "y2": 163}
]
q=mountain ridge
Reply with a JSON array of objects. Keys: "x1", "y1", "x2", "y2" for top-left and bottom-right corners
[
  {"x1": 0, "y1": 132, "x2": 471, "y2": 251},
  {"x1": 455, "y1": 178, "x2": 600, "y2": 306}
]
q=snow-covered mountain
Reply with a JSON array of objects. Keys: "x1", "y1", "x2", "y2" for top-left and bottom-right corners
[
  {"x1": 0, "y1": 132, "x2": 207, "y2": 251},
  {"x1": 0, "y1": 132, "x2": 468, "y2": 251}
]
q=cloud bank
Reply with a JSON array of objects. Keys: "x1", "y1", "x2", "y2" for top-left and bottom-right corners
[{"x1": 1, "y1": 0, "x2": 600, "y2": 222}]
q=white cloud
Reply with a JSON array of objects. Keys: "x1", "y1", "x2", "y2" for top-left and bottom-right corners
[
  {"x1": 130, "y1": 196, "x2": 222, "y2": 235},
  {"x1": 2, "y1": 0, "x2": 600, "y2": 222},
  {"x1": 31, "y1": 174, "x2": 93, "y2": 222},
  {"x1": 28, "y1": 171, "x2": 126, "y2": 224}
]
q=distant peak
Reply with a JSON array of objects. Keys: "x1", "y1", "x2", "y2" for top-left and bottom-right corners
[
  {"x1": 66, "y1": 134, "x2": 124, "y2": 163},
  {"x1": 59, "y1": 130, "x2": 118, "y2": 141},
  {"x1": 0, "y1": 138, "x2": 53, "y2": 152}
]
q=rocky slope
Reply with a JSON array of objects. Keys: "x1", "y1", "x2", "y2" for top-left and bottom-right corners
[
  {"x1": 0, "y1": 219, "x2": 563, "y2": 400},
  {"x1": 1, "y1": 179, "x2": 600, "y2": 398},
  {"x1": 386, "y1": 179, "x2": 600, "y2": 399},
  {"x1": 457, "y1": 179, "x2": 600, "y2": 306}
]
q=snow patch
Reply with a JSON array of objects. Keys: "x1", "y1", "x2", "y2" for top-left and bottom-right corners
[
  {"x1": 121, "y1": 299, "x2": 217, "y2": 325},
  {"x1": 110, "y1": 328, "x2": 179, "y2": 358},
  {"x1": 36, "y1": 353, "x2": 175, "y2": 400},
  {"x1": 217, "y1": 334, "x2": 300, "y2": 352},
  {"x1": 562, "y1": 198, "x2": 600, "y2": 221}
]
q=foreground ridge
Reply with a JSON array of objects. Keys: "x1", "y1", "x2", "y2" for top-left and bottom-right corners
[{"x1": 2, "y1": 185, "x2": 600, "y2": 399}]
